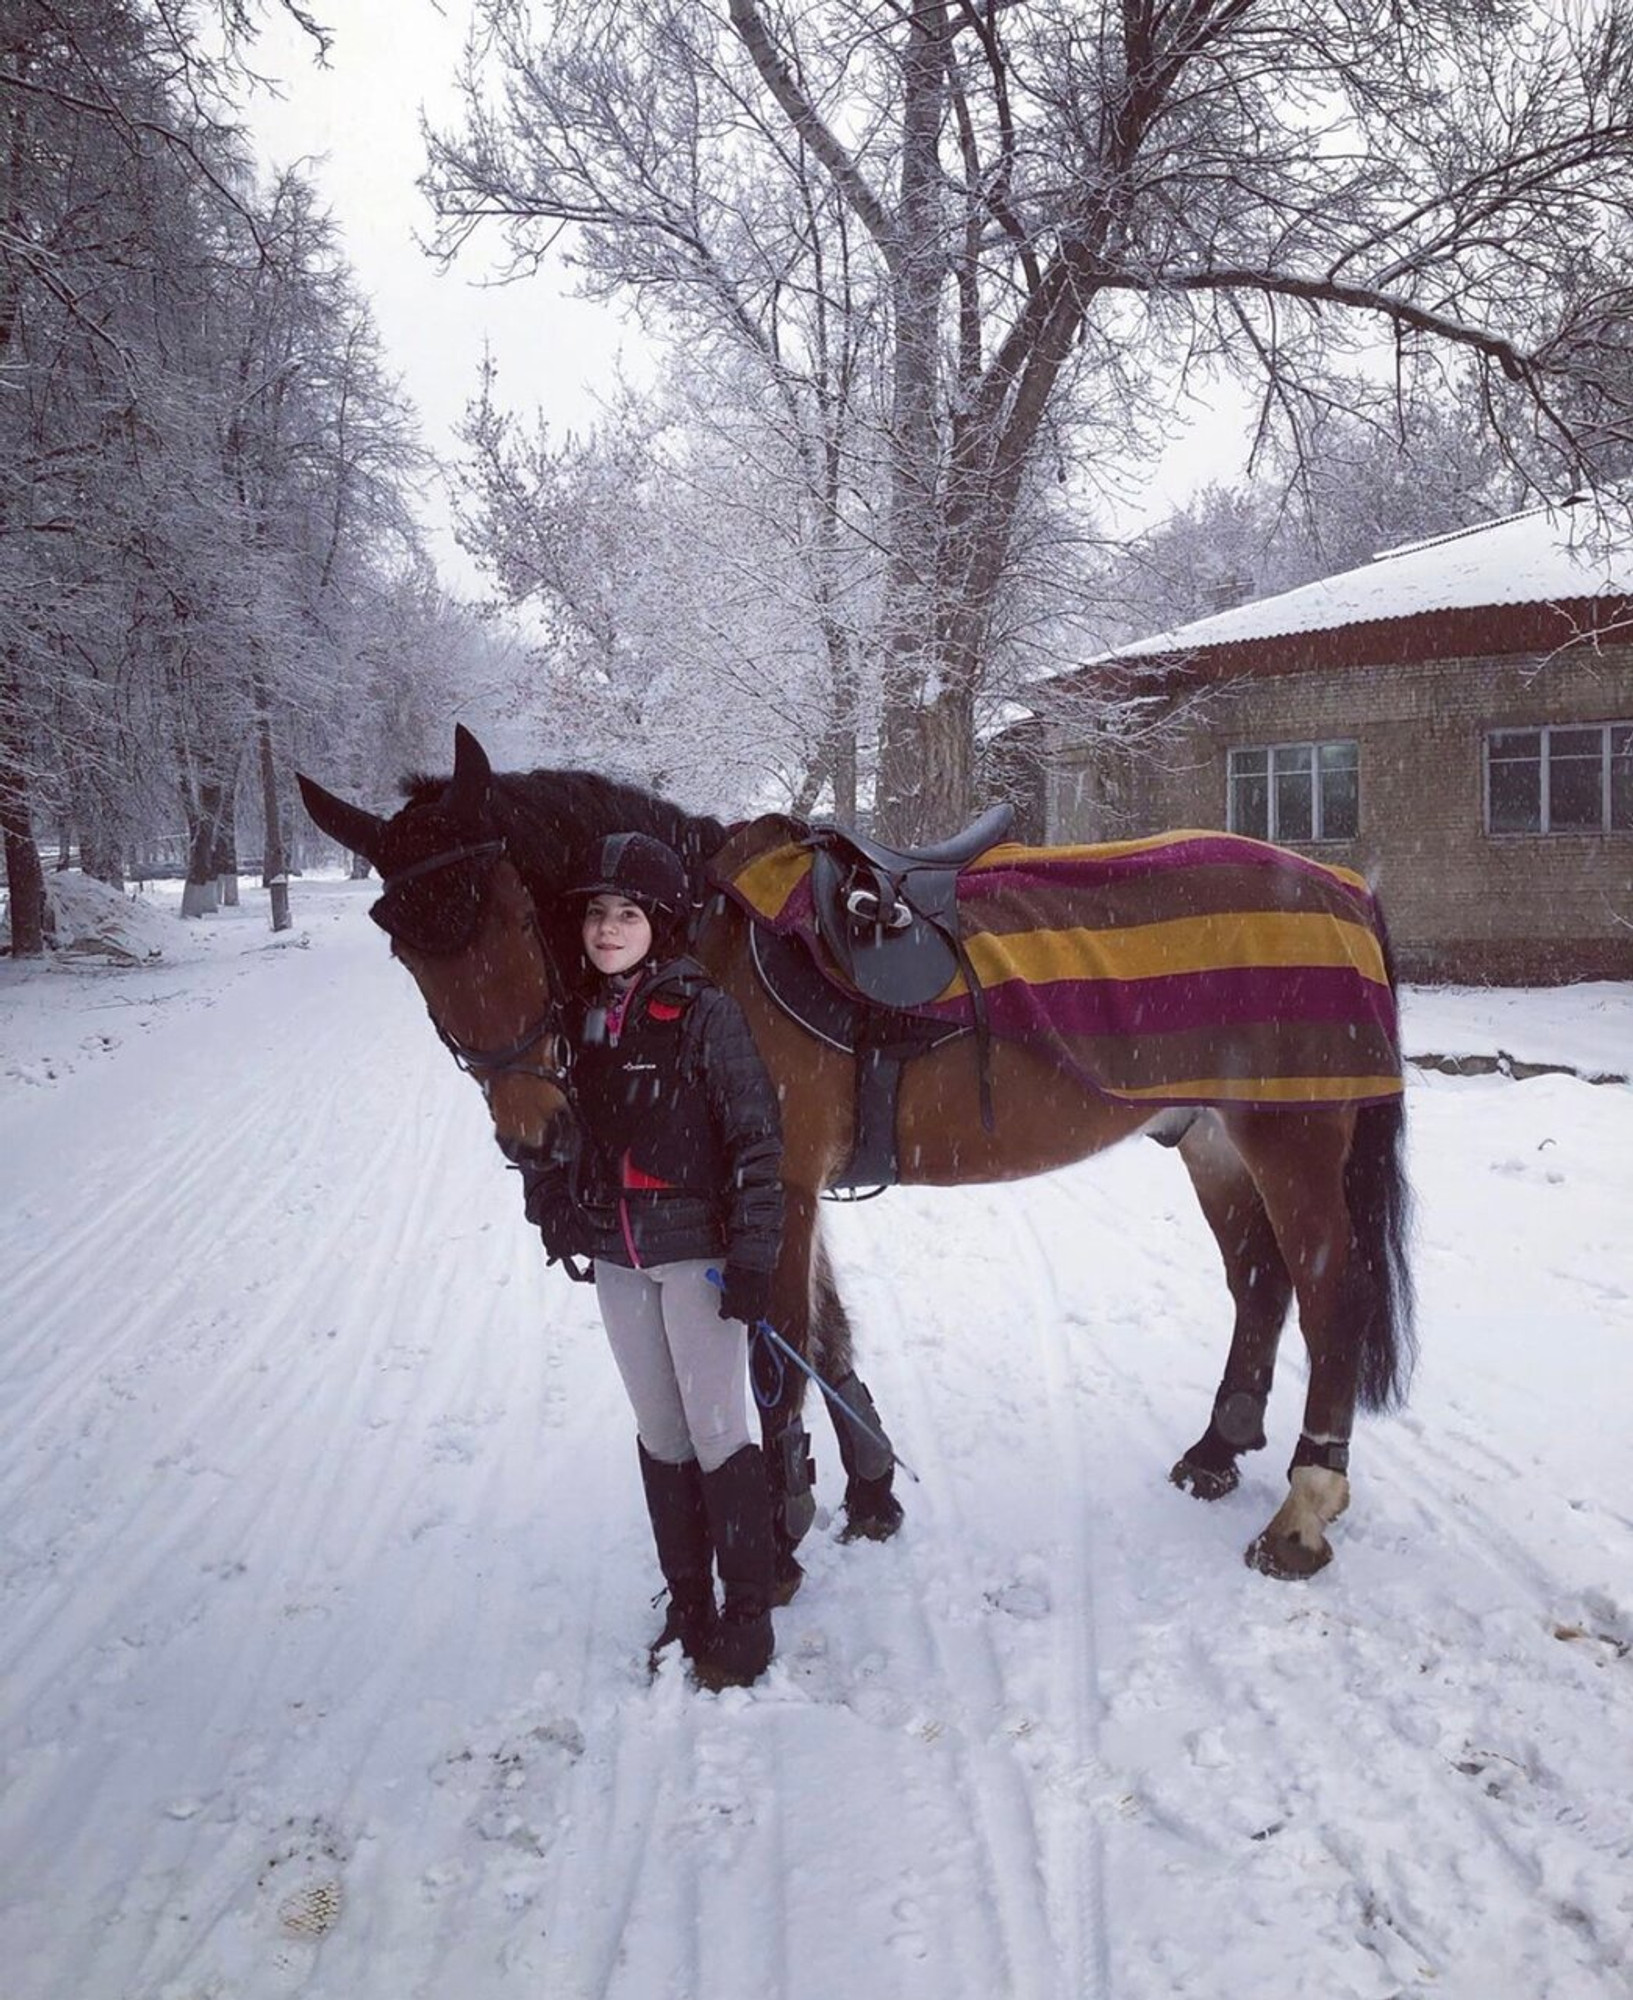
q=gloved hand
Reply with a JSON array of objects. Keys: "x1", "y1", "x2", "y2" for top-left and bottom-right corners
[
  {"x1": 717, "y1": 1261, "x2": 772, "y2": 1329},
  {"x1": 518, "y1": 1160, "x2": 587, "y2": 1265},
  {"x1": 536, "y1": 1202, "x2": 588, "y2": 1266}
]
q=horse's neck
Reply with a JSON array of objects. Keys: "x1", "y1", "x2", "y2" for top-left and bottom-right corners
[{"x1": 501, "y1": 771, "x2": 718, "y2": 866}]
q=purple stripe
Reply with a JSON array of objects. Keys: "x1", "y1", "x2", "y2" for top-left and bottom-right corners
[
  {"x1": 924, "y1": 964, "x2": 1398, "y2": 1042},
  {"x1": 967, "y1": 837, "x2": 1377, "y2": 912},
  {"x1": 724, "y1": 874, "x2": 815, "y2": 929},
  {"x1": 778, "y1": 876, "x2": 815, "y2": 927}
]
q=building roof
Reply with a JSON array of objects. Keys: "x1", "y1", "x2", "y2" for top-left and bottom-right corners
[{"x1": 1083, "y1": 495, "x2": 1633, "y2": 677}]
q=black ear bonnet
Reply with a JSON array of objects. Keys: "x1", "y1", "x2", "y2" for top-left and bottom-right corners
[{"x1": 369, "y1": 805, "x2": 504, "y2": 956}]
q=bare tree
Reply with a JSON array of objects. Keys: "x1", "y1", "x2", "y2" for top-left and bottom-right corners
[
  {"x1": 0, "y1": 0, "x2": 459, "y2": 952},
  {"x1": 454, "y1": 352, "x2": 875, "y2": 811},
  {"x1": 429, "y1": 0, "x2": 1633, "y2": 839}
]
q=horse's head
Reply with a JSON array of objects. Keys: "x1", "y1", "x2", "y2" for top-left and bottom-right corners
[{"x1": 298, "y1": 724, "x2": 572, "y2": 1155}]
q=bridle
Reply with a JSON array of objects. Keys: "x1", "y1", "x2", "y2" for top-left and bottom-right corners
[
  {"x1": 435, "y1": 1004, "x2": 572, "y2": 1096},
  {"x1": 379, "y1": 838, "x2": 576, "y2": 1102}
]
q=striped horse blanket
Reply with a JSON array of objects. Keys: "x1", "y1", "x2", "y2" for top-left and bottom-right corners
[{"x1": 710, "y1": 818, "x2": 1404, "y2": 1110}]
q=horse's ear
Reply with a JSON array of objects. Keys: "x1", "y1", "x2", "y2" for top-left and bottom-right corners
[
  {"x1": 297, "y1": 773, "x2": 387, "y2": 864},
  {"x1": 447, "y1": 724, "x2": 493, "y2": 819}
]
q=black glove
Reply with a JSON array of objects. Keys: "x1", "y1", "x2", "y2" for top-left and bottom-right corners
[
  {"x1": 517, "y1": 1159, "x2": 587, "y2": 1265},
  {"x1": 536, "y1": 1202, "x2": 588, "y2": 1266},
  {"x1": 717, "y1": 1261, "x2": 773, "y2": 1328}
]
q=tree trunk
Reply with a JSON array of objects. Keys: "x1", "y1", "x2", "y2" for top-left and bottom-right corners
[
  {"x1": 212, "y1": 781, "x2": 239, "y2": 906},
  {"x1": 827, "y1": 652, "x2": 859, "y2": 825},
  {"x1": 81, "y1": 828, "x2": 125, "y2": 889},
  {"x1": 813, "y1": 430, "x2": 859, "y2": 825},
  {"x1": 0, "y1": 722, "x2": 46, "y2": 957},
  {"x1": 873, "y1": 2, "x2": 950, "y2": 843},
  {"x1": 180, "y1": 780, "x2": 226, "y2": 917},
  {"x1": 914, "y1": 679, "x2": 976, "y2": 842},
  {"x1": 254, "y1": 695, "x2": 291, "y2": 931}
]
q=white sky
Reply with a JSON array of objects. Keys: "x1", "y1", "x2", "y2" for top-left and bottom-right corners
[{"x1": 241, "y1": 0, "x2": 642, "y2": 591}]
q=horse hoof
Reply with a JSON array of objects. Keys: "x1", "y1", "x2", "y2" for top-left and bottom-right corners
[
  {"x1": 1244, "y1": 1529, "x2": 1332, "y2": 1580},
  {"x1": 840, "y1": 1475, "x2": 904, "y2": 1543},
  {"x1": 840, "y1": 1509, "x2": 901, "y2": 1544},
  {"x1": 1169, "y1": 1455, "x2": 1239, "y2": 1502}
]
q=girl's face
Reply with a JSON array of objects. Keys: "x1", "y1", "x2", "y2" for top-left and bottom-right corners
[{"x1": 583, "y1": 894, "x2": 653, "y2": 978}]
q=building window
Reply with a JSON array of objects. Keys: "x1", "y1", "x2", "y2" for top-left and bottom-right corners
[
  {"x1": 1228, "y1": 741, "x2": 1359, "y2": 842},
  {"x1": 1486, "y1": 723, "x2": 1633, "y2": 834}
]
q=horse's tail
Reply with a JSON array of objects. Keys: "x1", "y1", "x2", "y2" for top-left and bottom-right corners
[
  {"x1": 1348, "y1": 899, "x2": 1417, "y2": 1412},
  {"x1": 809, "y1": 1223, "x2": 855, "y2": 1381},
  {"x1": 1345, "y1": 1095, "x2": 1417, "y2": 1411}
]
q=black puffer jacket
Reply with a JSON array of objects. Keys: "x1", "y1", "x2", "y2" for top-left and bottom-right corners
[{"x1": 521, "y1": 956, "x2": 783, "y2": 1274}]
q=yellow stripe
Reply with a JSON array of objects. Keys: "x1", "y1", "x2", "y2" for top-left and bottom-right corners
[
  {"x1": 731, "y1": 844, "x2": 814, "y2": 919},
  {"x1": 733, "y1": 829, "x2": 1376, "y2": 926},
  {"x1": 967, "y1": 829, "x2": 1374, "y2": 898},
  {"x1": 1112, "y1": 1074, "x2": 1405, "y2": 1104},
  {"x1": 943, "y1": 910, "x2": 1389, "y2": 996}
]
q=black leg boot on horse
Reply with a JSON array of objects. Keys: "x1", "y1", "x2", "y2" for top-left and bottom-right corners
[
  {"x1": 752, "y1": 1295, "x2": 814, "y2": 1607},
  {"x1": 638, "y1": 1442, "x2": 718, "y2": 1675},
  {"x1": 808, "y1": 1235, "x2": 903, "y2": 1541},
  {"x1": 828, "y1": 1368, "x2": 904, "y2": 1541},
  {"x1": 692, "y1": 1443, "x2": 777, "y2": 1690}
]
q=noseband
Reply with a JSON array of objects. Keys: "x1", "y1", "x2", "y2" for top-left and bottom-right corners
[
  {"x1": 378, "y1": 839, "x2": 573, "y2": 1098},
  {"x1": 435, "y1": 1006, "x2": 571, "y2": 1094}
]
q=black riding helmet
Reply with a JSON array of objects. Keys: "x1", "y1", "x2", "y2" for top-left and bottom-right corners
[{"x1": 567, "y1": 831, "x2": 692, "y2": 951}]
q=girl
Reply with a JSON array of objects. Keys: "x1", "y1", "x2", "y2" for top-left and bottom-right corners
[{"x1": 523, "y1": 831, "x2": 784, "y2": 1689}]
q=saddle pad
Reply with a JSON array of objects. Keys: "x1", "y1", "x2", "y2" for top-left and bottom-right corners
[{"x1": 710, "y1": 818, "x2": 1403, "y2": 1110}]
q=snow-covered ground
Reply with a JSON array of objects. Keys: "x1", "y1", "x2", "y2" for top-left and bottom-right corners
[{"x1": 2, "y1": 877, "x2": 1629, "y2": 2000}]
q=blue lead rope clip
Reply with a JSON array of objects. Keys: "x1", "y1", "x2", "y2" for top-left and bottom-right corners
[{"x1": 705, "y1": 1267, "x2": 919, "y2": 1484}]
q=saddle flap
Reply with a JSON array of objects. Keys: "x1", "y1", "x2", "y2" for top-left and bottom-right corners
[{"x1": 809, "y1": 847, "x2": 960, "y2": 1008}]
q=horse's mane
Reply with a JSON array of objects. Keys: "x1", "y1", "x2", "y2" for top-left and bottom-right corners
[{"x1": 402, "y1": 762, "x2": 734, "y2": 920}]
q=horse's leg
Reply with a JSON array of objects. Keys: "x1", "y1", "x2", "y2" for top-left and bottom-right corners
[
  {"x1": 1217, "y1": 1108, "x2": 1361, "y2": 1579},
  {"x1": 758, "y1": 1185, "x2": 821, "y2": 1602},
  {"x1": 1169, "y1": 1114, "x2": 1296, "y2": 1501},
  {"x1": 810, "y1": 1227, "x2": 904, "y2": 1543}
]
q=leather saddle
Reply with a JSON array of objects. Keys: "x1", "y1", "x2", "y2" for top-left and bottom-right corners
[
  {"x1": 745, "y1": 919, "x2": 964, "y2": 1192},
  {"x1": 802, "y1": 802, "x2": 1014, "y2": 1010}
]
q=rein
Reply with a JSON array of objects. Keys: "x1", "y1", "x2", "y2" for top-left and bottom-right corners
[{"x1": 433, "y1": 1008, "x2": 570, "y2": 1091}]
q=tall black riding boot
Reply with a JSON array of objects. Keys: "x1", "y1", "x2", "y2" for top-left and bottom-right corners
[
  {"x1": 692, "y1": 1444, "x2": 776, "y2": 1690},
  {"x1": 637, "y1": 1441, "x2": 717, "y2": 1671}
]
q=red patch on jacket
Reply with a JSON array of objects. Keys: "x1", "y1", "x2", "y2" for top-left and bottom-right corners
[
  {"x1": 647, "y1": 998, "x2": 685, "y2": 1022},
  {"x1": 622, "y1": 1154, "x2": 676, "y2": 1191}
]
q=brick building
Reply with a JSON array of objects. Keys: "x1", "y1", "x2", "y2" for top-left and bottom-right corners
[{"x1": 1033, "y1": 501, "x2": 1633, "y2": 983}]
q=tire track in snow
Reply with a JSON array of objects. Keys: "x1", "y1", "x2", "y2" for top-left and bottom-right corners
[
  {"x1": 1001, "y1": 1174, "x2": 1115, "y2": 2000},
  {"x1": 828, "y1": 1139, "x2": 1243, "y2": 1997},
  {"x1": 0, "y1": 964, "x2": 406, "y2": 1475},
  {"x1": 847, "y1": 1265, "x2": 1063, "y2": 1993},
  {"x1": 1, "y1": 920, "x2": 607, "y2": 1999},
  {"x1": 0, "y1": 1031, "x2": 470, "y2": 1717},
  {"x1": 817, "y1": 1160, "x2": 1182, "y2": 2000}
]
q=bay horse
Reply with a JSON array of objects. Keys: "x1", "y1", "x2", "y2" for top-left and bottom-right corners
[{"x1": 299, "y1": 725, "x2": 1414, "y2": 1582}]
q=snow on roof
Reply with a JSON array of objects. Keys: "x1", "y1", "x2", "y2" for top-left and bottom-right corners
[{"x1": 1102, "y1": 495, "x2": 1633, "y2": 664}]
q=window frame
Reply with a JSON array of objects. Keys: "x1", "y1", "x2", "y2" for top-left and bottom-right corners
[
  {"x1": 1483, "y1": 721, "x2": 1633, "y2": 836},
  {"x1": 1227, "y1": 738, "x2": 1360, "y2": 844}
]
